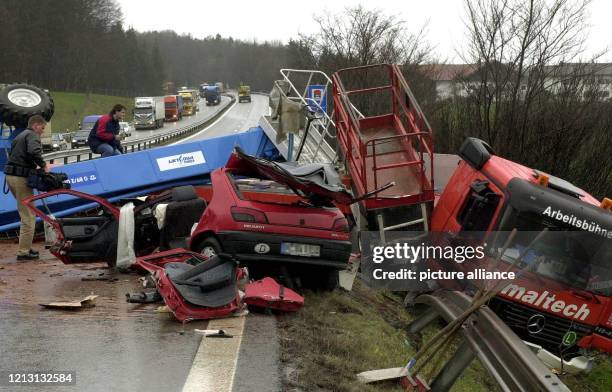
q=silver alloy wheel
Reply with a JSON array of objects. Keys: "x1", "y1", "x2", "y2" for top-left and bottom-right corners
[
  {"x1": 201, "y1": 246, "x2": 217, "y2": 258},
  {"x1": 7, "y1": 88, "x2": 42, "y2": 107}
]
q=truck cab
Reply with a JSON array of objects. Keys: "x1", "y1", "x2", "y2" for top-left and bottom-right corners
[
  {"x1": 431, "y1": 137, "x2": 612, "y2": 371},
  {"x1": 204, "y1": 86, "x2": 220, "y2": 106},
  {"x1": 134, "y1": 97, "x2": 165, "y2": 129},
  {"x1": 238, "y1": 85, "x2": 251, "y2": 103},
  {"x1": 178, "y1": 90, "x2": 198, "y2": 116},
  {"x1": 164, "y1": 95, "x2": 183, "y2": 121}
]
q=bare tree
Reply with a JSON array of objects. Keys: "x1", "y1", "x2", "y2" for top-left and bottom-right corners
[
  {"x1": 430, "y1": 0, "x2": 610, "y2": 197},
  {"x1": 302, "y1": 5, "x2": 432, "y2": 71}
]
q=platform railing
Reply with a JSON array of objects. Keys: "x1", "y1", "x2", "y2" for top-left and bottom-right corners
[{"x1": 332, "y1": 64, "x2": 434, "y2": 203}]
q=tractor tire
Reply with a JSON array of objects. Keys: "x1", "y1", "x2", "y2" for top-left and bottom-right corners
[{"x1": 0, "y1": 83, "x2": 54, "y2": 128}]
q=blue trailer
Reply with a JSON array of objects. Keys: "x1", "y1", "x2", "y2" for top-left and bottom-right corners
[{"x1": 0, "y1": 127, "x2": 280, "y2": 232}]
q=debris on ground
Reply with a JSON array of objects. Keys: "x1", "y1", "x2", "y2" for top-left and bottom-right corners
[
  {"x1": 194, "y1": 329, "x2": 233, "y2": 338},
  {"x1": 81, "y1": 276, "x2": 119, "y2": 282},
  {"x1": 125, "y1": 291, "x2": 162, "y2": 303},
  {"x1": 155, "y1": 305, "x2": 170, "y2": 313},
  {"x1": 244, "y1": 277, "x2": 304, "y2": 312},
  {"x1": 40, "y1": 294, "x2": 98, "y2": 310}
]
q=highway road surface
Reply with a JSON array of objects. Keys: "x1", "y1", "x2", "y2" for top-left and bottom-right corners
[{"x1": 0, "y1": 93, "x2": 278, "y2": 392}]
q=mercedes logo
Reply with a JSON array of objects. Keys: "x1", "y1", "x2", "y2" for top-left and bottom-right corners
[{"x1": 526, "y1": 314, "x2": 546, "y2": 334}]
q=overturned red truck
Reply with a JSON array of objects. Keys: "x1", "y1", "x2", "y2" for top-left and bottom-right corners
[{"x1": 330, "y1": 63, "x2": 611, "y2": 372}]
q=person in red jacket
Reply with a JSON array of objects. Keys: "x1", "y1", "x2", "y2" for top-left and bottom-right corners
[{"x1": 87, "y1": 104, "x2": 126, "y2": 157}]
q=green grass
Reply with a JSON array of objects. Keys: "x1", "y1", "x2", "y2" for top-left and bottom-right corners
[
  {"x1": 49, "y1": 91, "x2": 133, "y2": 132},
  {"x1": 278, "y1": 283, "x2": 611, "y2": 392}
]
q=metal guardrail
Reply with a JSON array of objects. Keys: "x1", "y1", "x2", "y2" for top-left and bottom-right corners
[
  {"x1": 409, "y1": 290, "x2": 570, "y2": 392},
  {"x1": 43, "y1": 94, "x2": 236, "y2": 165}
]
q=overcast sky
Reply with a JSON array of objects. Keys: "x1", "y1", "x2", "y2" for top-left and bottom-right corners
[{"x1": 117, "y1": 0, "x2": 612, "y2": 62}]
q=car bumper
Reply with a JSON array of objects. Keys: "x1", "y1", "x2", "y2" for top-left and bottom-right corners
[{"x1": 215, "y1": 231, "x2": 351, "y2": 269}]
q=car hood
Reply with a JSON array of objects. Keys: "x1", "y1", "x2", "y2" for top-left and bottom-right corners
[{"x1": 226, "y1": 147, "x2": 354, "y2": 206}]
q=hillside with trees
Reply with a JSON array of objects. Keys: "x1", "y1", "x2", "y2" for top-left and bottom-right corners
[{"x1": 0, "y1": 0, "x2": 609, "y2": 197}]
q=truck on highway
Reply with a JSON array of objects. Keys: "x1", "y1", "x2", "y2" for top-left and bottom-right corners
[
  {"x1": 238, "y1": 84, "x2": 251, "y2": 103},
  {"x1": 178, "y1": 89, "x2": 198, "y2": 116},
  {"x1": 40, "y1": 121, "x2": 54, "y2": 152},
  {"x1": 199, "y1": 83, "x2": 209, "y2": 98},
  {"x1": 204, "y1": 85, "x2": 221, "y2": 106},
  {"x1": 133, "y1": 96, "x2": 165, "y2": 129},
  {"x1": 164, "y1": 95, "x2": 183, "y2": 121}
]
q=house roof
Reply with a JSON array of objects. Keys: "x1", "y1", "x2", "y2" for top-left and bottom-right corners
[{"x1": 542, "y1": 63, "x2": 612, "y2": 77}]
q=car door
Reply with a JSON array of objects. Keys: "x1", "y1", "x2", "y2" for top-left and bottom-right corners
[{"x1": 22, "y1": 189, "x2": 120, "y2": 265}]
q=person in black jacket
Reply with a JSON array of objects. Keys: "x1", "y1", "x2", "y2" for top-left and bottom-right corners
[{"x1": 3, "y1": 115, "x2": 49, "y2": 260}]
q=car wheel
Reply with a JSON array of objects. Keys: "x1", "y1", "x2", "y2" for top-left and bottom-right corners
[
  {"x1": 197, "y1": 237, "x2": 222, "y2": 258},
  {"x1": 323, "y1": 269, "x2": 339, "y2": 291}
]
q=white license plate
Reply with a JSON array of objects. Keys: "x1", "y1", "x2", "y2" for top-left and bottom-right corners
[{"x1": 280, "y1": 242, "x2": 320, "y2": 257}]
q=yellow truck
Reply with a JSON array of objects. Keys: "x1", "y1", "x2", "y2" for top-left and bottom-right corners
[
  {"x1": 238, "y1": 85, "x2": 251, "y2": 103},
  {"x1": 178, "y1": 89, "x2": 199, "y2": 116}
]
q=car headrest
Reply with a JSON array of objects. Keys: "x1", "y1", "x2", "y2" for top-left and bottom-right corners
[{"x1": 171, "y1": 185, "x2": 197, "y2": 202}]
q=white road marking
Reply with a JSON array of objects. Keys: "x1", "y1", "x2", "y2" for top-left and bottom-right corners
[
  {"x1": 171, "y1": 97, "x2": 238, "y2": 145},
  {"x1": 182, "y1": 315, "x2": 247, "y2": 392}
]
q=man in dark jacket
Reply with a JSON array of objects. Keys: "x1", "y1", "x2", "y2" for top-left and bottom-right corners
[
  {"x1": 87, "y1": 104, "x2": 126, "y2": 157},
  {"x1": 3, "y1": 115, "x2": 49, "y2": 260}
]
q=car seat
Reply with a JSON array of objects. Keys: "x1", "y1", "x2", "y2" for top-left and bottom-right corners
[{"x1": 159, "y1": 186, "x2": 206, "y2": 250}]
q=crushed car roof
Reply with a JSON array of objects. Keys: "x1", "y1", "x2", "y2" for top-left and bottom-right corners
[{"x1": 226, "y1": 147, "x2": 354, "y2": 206}]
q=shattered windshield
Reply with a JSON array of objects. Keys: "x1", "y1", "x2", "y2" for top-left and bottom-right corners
[
  {"x1": 496, "y1": 207, "x2": 612, "y2": 296},
  {"x1": 229, "y1": 173, "x2": 307, "y2": 206}
]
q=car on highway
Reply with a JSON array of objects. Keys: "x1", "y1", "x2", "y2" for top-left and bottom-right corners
[
  {"x1": 71, "y1": 130, "x2": 90, "y2": 148},
  {"x1": 50, "y1": 133, "x2": 69, "y2": 151},
  {"x1": 119, "y1": 121, "x2": 133, "y2": 137}
]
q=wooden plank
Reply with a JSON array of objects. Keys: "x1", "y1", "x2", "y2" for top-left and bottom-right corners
[
  {"x1": 357, "y1": 367, "x2": 407, "y2": 383},
  {"x1": 40, "y1": 294, "x2": 98, "y2": 310}
]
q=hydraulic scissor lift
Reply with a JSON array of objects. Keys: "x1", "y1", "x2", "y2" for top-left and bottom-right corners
[{"x1": 332, "y1": 64, "x2": 434, "y2": 239}]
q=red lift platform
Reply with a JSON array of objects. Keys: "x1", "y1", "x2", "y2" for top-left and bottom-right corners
[{"x1": 332, "y1": 64, "x2": 434, "y2": 236}]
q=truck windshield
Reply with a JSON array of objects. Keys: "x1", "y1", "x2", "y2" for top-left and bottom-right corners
[
  {"x1": 495, "y1": 207, "x2": 612, "y2": 296},
  {"x1": 165, "y1": 102, "x2": 177, "y2": 108},
  {"x1": 134, "y1": 108, "x2": 151, "y2": 114},
  {"x1": 182, "y1": 97, "x2": 192, "y2": 103}
]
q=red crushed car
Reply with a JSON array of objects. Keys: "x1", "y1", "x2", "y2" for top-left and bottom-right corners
[{"x1": 189, "y1": 147, "x2": 354, "y2": 289}]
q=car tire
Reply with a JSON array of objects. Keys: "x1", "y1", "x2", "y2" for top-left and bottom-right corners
[
  {"x1": 197, "y1": 237, "x2": 222, "y2": 258},
  {"x1": 323, "y1": 269, "x2": 339, "y2": 291},
  {"x1": 0, "y1": 83, "x2": 54, "y2": 128}
]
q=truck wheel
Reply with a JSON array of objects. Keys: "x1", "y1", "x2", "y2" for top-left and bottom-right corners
[
  {"x1": 0, "y1": 84, "x2": 54, "y2": 128},
  {"x1": 196, "y1": 237, "x2": 222, "y2": 258}
]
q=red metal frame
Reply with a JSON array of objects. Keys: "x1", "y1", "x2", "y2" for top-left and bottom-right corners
[{"x1": 332, "y1": 64, "x2": 434, "y2": 211}]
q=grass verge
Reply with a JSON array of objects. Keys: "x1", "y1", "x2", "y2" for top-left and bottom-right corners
[
  {"x1": 49, "y1": 91, "x2": 133, "y2": 132},
  {"x1": 278, "y1": 281, "x2": 611, "y2": 391}
]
